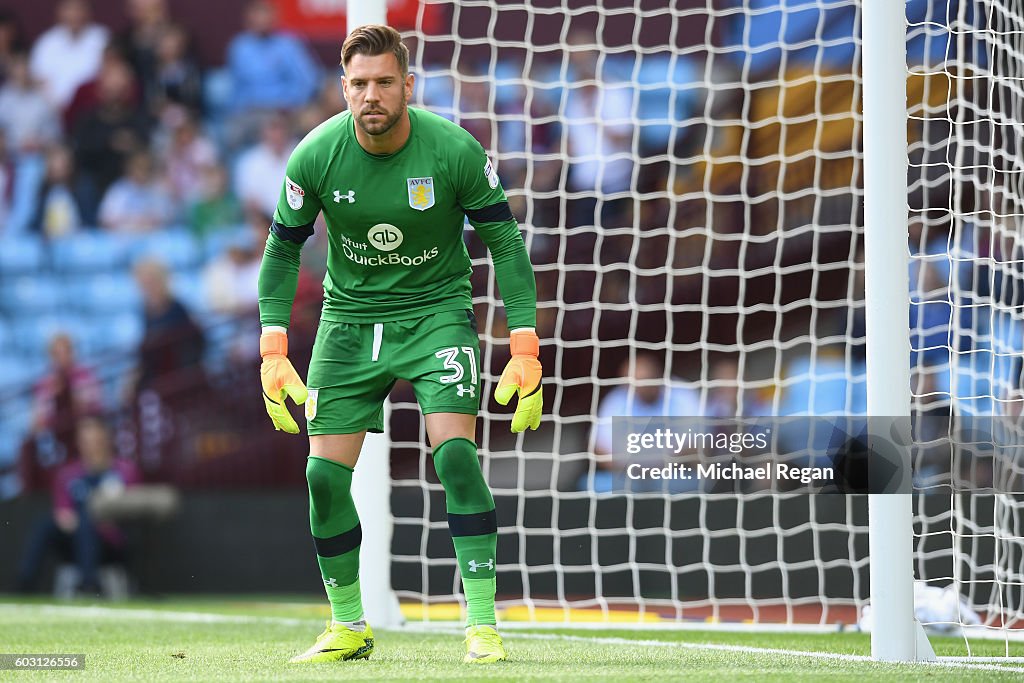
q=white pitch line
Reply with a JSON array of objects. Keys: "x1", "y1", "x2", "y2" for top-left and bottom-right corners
[
  {"x1": 4, "y1": 604, "x2": 1024, "y2": 674},
  {"x1": 403, "y1": 624, "x2": 1024, "y2": 674}
]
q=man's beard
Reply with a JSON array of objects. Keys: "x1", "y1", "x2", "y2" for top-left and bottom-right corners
[{"x1": 356, "y1": 97, "x2": 406, "y2": 136}]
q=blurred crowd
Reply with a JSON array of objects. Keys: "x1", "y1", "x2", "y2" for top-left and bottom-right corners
[
  {"x1": 2, "y1": 0, "x2": 1022, "y2": 596},
  {"x1": 1, "y1": 0, "x2": 1019, "y2": 502},
  {"x1": 2, "y1": 0, "x2": 710, "y2": 498},
  {"x1": 0, "y1": 0, "x2": 339, "y2": 235},
  {"x1": 0, "y1": 0, "x2": 347, "y2": 495}
]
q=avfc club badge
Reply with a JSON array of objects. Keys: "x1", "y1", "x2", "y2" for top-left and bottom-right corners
[
  {"x1": 305, "y1": 388, "x2": 318, "y2": 421},
  {"x1": 407, "y1": 177, "x2": 435, "y2": 211}
]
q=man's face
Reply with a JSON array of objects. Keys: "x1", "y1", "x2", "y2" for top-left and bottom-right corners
[
  {"x1": 246, "y1": 2, "x2": 275, "y2": 34},
  {"x1": 58, "y1": 0, "x2": 89, "y2": 31},
  {"x1": 342, "y1": 53, "x2": 413, "y2": 137},
  {"x1": 261, "y1": 117, "x2": 289, "y2": 152},
  {"x1": 127, "y1": 154, "x2": 152, "y2": 183},
  {"x1": 49, "y1": 335, "x2": 74, "y2": 369},
  {"x1": 9, "y1": 55, "x2": 29, "y2": 87},
  {"x1": 77, "y1": 420, "x2": 112, "y2": 473},
  {"x1": 631, "y1": 357, "x2": 664, "y2": 404},
  {"x1": 98, "y1": 61, "x2": 133, "y2": 105}
]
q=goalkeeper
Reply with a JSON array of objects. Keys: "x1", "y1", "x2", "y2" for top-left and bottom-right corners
[{"x1": 258, "y1": 25, "x2": 540, "y2": 665}]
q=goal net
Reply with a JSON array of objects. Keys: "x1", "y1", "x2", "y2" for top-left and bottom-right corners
[
  {"x1": 907, "y1": 0, "x2": 1024, "y2": 648},
  {"x1": 379, "y1": 0, "x2": 1024, "y2": 650}
]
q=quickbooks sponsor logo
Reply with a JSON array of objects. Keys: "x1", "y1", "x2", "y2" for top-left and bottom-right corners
[
  {"x1": 368, "y1": 223, "x2": 403, "y2": 251},
  {"x1": 342, "y1": 244, "x2": 440, "y2": 267}
]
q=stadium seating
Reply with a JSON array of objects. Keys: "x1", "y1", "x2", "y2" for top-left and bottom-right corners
[
  {"x1": 0, "y1": 234, "x2": 46, "y2": 273},
  {"x1": 0, "y1": 228, "x2": 248, "y2": 475},
  {"x1": 65, "y1": 273, "x2": 144, "y2": 313},
  {"x1": 129, "y1": 229, "x2": 203, "y2": 270},
  {"x1": 2, "y1": 275, "x2": 64, "y2": 313},
  {"x1": 201, "y1": 225, "x2": 252, "y2": 261},
  {"x1": 50, "y1": 232, "x2": 133, "y2": 273}
]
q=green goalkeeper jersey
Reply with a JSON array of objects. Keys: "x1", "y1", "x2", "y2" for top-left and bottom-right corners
[{"x1": 267, "y1": 106, "x2": 535, "y2": 328}]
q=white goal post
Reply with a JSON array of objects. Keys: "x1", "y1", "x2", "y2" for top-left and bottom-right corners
[
  {"x1": 862, "y1": 0, "x2": 932, "y2": 662},
  {"x1": 345, "y1": 0, "x2": 404, "y2": 631},
  {"x1": 345, "y1": 0, "x2": 1024, "y2": 661}
]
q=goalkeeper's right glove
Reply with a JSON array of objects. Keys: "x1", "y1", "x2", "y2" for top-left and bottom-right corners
[{"x1": 260, "y1": 328, "x2": 308, "y2": 434}]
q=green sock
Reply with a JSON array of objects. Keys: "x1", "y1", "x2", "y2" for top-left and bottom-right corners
[
  {"x1": 463, "y1": 577, "x2": 497, "y2": 627},
  {"x1": 306, "y1": 456, "x2": 363, "y2": 623},
  {"x1": 433, "y1": 438, "x2": 498, "y2": 627}
]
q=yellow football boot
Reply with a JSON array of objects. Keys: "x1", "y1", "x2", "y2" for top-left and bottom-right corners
[
  {"x1": 463, "y1": 624, "x2": 508, "y2": 664},
  {"x1": 288, "y1": 621, "x2": 373, "y2": 663}
]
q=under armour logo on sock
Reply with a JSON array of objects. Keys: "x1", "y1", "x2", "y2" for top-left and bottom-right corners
[
  {"x1": 323, "y1": 577, "x2": 338, "y2": 587},
  {"x1": 468, "y1": 559, "x2": 494, "y2": 573}
]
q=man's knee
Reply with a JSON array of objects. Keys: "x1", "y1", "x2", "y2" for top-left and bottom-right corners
[
  {"x1": 433, "y1": 438, "x2": 493, "y2": 512},
  {"x1": 306, "y1": 456, "x2": 353, "y2": 500}
]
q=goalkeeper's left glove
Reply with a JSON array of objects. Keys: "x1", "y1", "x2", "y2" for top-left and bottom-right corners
[
  {"x1": 494, "y1": 328, "x2": 543, "y2": 432},
  {"x1": 260, "y1": 328, "x2": 308, "y2": 434}
]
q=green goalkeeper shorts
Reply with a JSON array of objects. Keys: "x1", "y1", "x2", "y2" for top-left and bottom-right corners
[{"x1": 305, "y1": 309, "x2": 482, "y2": 435}]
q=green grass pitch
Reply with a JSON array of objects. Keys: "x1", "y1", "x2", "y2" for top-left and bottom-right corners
[{"x1": 1, "y1": 597, "x2": 1023, "y2": 681}]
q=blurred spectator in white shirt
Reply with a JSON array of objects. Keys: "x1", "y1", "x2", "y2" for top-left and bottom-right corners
[
  {"x1": 234, "y1": 113, "x2": 293, "y2": 218},
  {"x1": 161, "y1": 109, "x2": 218, "y2": 207},
  {"x1": 29, "y1": 0, "x2": 109, "y2": 109},
  {"x1": 98, "y1": 150, "x2": 174, "y2": 232},
  {"x1": 565, "y1": 85, "x2": 634, "y2": 196},
  {"x1": 202, "y1": 211, "x2": 264, "y2": 316},
  {"x1": 562, "y1": 30, "x2": 635, "y2": 229},
  {"x1": 582, "y1": 353, "x2": 701, "y2": 493},
  {"x1": 0, "y1": 52, "x2": 61, "y2": 154},
  {"x1": 202, "y1": 210, "x2": 265, "y2": 362},
  {"x1": 593, "y1": 353, "x2": 701, "y2": 458}
]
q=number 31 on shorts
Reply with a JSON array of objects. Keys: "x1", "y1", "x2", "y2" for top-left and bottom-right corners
[{"x1": 435, "y1": 346, "x2": 479, "y2": 387}]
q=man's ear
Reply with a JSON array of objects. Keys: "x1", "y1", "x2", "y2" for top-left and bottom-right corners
[{"x1": 405, "y1": 72, "x2": 415, "y2": 101}]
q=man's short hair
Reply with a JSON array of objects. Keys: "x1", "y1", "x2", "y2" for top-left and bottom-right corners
[{"x1": 341, "y1": 24, "x2": 409, "y2": 76}]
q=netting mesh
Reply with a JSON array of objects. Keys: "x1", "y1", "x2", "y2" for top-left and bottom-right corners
[
  {"x1": 378, "y1": 0, "x2": 1024, "y2": 647},
  {"x1": 909, "y1": 0, "x2": 1024, "y2": 649}
]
